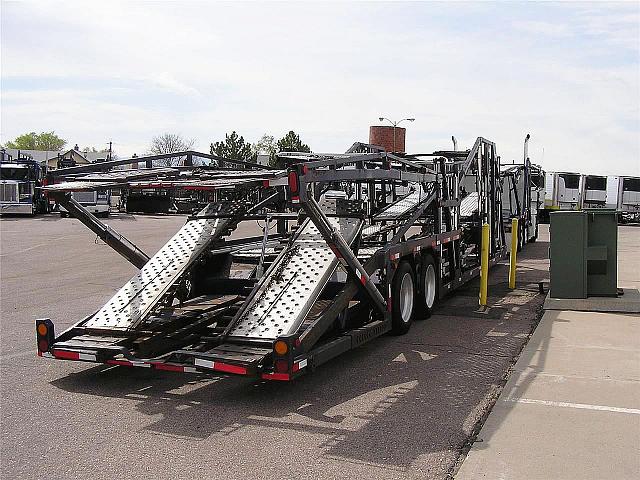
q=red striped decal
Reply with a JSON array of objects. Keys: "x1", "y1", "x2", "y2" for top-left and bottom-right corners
[
  {"x1": 291, "y1": 196, "x2": 300, "y2": 203},
  {"x1": 261, "y1": 372, "x2": 290, "y2": 381},
  {"x1": 360, "y1": 273, "x2": 367, "y2": 285},
  {"x1": 214, "y1": 362, "x2": 247, "y2": 375},
  {"x1": 329, "y1": 244, "x2": 342, "y2": 258},
  {"x1": 106, "y1": 359, "x2": 133, "y2": 367},
  {"x1": 53, "y1": 350, "x2": 79, "y2": 360},
  {"x1": 263, "y1": 180, "x2": 270, "y2": 187},
  {"x1": 152, "y1": 363, "x2": 184, "y2": 372}
]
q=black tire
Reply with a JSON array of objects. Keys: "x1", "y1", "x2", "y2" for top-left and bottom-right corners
[
  {"x1": 416, "y1": 253, "x2": 438, "y2": 319},
  {"x1": 391, "y1": 261, "x2": 415, "y2": 335}
]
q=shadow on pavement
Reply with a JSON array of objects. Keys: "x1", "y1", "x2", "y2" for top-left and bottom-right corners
[{"x1": 50, "y1": 242, "x2": 549, "y2": 475}]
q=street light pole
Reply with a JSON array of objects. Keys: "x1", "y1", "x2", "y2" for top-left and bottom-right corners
[{"x1": 378, "y1": 117, "x2": 415, "y2": 153}]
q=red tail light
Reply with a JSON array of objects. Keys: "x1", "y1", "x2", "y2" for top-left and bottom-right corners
[{"x1": 288, "y1": 172, "x2": 298, "y2": 194}]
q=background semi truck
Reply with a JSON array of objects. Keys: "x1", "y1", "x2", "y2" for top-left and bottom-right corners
[{"x1": 0, "y1": 150, "x2": 48, "y2": 215}]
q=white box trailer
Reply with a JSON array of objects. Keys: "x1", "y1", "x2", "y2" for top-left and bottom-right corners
[
  {"x1": 544, "y1": 172, "x2": 582, "y2": 211},
  {"x1": 580, "y1": 174, "x2": 607, "y2": 209},
  {"x1": 60, "y1": 190, "x2": 110, "y2": 217},
  {"x1": 617, "y1": 176, "x2": 640, "y2": 222}
]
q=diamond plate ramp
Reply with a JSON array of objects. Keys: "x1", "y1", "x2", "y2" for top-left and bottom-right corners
[
  {"x1": 84, "y1": 203, "x2": 241, "y2": 330},
  {"x1": 227, "y1": 217, "x2": 362, "y2": 340}
]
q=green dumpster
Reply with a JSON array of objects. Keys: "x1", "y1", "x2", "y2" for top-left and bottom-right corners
[{"x1": 549, "y1": 210, "x2": 617, "y2": 298}]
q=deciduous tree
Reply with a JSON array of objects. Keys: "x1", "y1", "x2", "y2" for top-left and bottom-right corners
[
  {"x1": 148, "y1": 133, "x2": 195, "y2": 166},
  {"x1": 5, "y1": 131, "x2": 67, "y2": 151}
]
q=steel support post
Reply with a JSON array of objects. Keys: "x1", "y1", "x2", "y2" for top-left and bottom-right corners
[
  {"x1": 509, "y1": 218, "x2": 518, "y2": 289},
  {"x1": 302, "y1": 195, "x2": 387, "y2": 315},
  {"x1": 479, "y1": 222, "x2": 490, "y2": 306},
  {"x1": 53, "y1": 192, "x2": 150, "y2": 269}
]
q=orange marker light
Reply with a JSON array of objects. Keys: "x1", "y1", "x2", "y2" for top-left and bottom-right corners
[
  {"x1": 37, "y1": 324, "x2": 48, "y2": 336},
  {"x1": 274, "y1": 340, "x2": 288, "y2": 356}
]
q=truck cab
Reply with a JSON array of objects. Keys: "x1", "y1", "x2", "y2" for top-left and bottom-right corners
[{"x1": 0, "y1": 152, "x2": 47, "y2": 215}]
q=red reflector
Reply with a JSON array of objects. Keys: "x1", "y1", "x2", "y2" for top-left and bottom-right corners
[
  {"x1": 214, "y1": 362, "x2": 247, "y2": 375},
  {"x1": 288, "y1": 172, "x2": 298, "y2": 193},
  {"x1": 106, "y1": 359, "x2": 133, "y2": 367},
  {"x1": 261, "y1": 372, "x2": 290, "y2": 381},
  {"x1": 275, "y1": 359, "x2": 289, "y2": 373},
  {"x1": 152, "y1": 363, "x2": 184, "y2": 372},
  {"x1": 38, "y1": 340, "x2": 48, "y2": 352},
  {"x1": 54, "y1": 350, "x2": 80, "y2": 360}
]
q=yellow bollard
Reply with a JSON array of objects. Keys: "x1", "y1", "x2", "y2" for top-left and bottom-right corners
[
  {"x1": 479, "y1": 222, "x2": 490, "y2": 306},
  {"x1": 509, "y1": 218, "x2": 518, "y2": 289}
]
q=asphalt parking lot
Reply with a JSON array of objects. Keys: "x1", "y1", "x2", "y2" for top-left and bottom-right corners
[{"x1": 1, "y1": 214, "x2": 549, "y2": 479}]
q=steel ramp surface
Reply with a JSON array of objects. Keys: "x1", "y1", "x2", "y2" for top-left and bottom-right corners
[
  {"x1": 84, "y1": 202, "x2": 243, "y2": 330},
  {"x1": 374, "y1": 185, "x2": 428, "y2": 221},
  {"x1": 460, "y1": 192, "x2": 480, "y2": 217},
  {"x1": 227, "y1": 217, "x2": 363, "y2": 340}
]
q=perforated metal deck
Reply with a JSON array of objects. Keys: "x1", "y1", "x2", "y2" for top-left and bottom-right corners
[
  {"x1": 227, "y1": 217, "x2": 362, "y2": 340},
  {"x1": 460, "y1": 192, "x2": 479, "y2": 217},
  {"x1": 84, "y1": 203, "x2": 241, "y2": 330},
  {"x1": 374, "y1": 185, "x2": 427, "y2": 221}
]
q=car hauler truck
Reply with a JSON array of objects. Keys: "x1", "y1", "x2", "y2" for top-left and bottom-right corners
[
  {"x1": 0, "y1": 150, "x2": 48, "y2": 215},
  {"x1": 36, "y1": 138, "x2": 506, "y2": 381},
  {"x1": 500, "y1": 134, "x2": 545, "y2": 249}
]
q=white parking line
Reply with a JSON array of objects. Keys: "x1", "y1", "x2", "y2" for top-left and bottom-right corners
[{"x1": 504, "y1": 397, "x2": 640, "y2": 415}]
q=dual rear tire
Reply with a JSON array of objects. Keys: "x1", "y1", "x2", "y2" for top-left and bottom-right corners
[{"x1": 390, "y1": 254, "x2": 438, "y2": 335}]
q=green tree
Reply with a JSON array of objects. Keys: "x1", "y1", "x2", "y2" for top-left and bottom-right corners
[
  {"x1": 274, "y1": 130, "x2": 311, "y2": 167},
  {"x1": 252, "y1": 134, "x2": 277, "y2": 166},
  {"x1": 277, "y1": 130, "x2": 311, "y2": 153},
  {"x1": 5, "y1": 131, "x2": 67, "y2": 151},
  {"x1": 210, "y1": 131, "x2": 256, "y2": 167}
]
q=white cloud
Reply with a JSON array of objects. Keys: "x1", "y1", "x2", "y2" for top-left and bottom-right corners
[{"x1": 1, "y1": 1, "x2": 638, "y2": 176}]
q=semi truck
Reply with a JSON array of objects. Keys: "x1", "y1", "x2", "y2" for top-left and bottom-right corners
[
  {"x1": 0, "y1": 150, "x2": 48, "y2": 215},
  {"x1": 500, "y1": 134, "x2": 545, "y2": 249},
  {"x1": 36, "y1": 138, "x2": 508, "y2": 382}
]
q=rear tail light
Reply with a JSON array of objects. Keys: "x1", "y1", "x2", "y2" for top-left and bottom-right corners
[{"x1": 36, "y1": 319, "x2": 55, "y2": 355}]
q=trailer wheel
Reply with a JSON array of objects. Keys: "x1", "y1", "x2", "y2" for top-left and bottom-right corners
[
  {"x1": 391, "y1": 261, "x2": 415, "y2": 335},
  {"x1": 417, "y1": 253, "x2": 438, "y2": 319}
]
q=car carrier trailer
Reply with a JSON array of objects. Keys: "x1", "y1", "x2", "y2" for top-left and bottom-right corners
[{"x1": 36, "y1": 137, "x2": 506, "y2": 381}]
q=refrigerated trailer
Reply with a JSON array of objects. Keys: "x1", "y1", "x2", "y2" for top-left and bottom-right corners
[
  {"x1": 544, "y1": 172, "x2": 582, "y2": 211},
  {"x1": 580, "y1": 174, "x2": 608, "y2": 209},
  {"x1": 617, "y1": 176, "x2": 640, "y2": 222},
  {"x1": 36, "y1": 139, "x2": 506, "y2": 382}
]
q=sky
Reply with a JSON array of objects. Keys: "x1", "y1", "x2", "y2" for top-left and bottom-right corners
[{"x1": 1, "y1": 1, "x2": 639, "y2": 176}]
